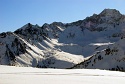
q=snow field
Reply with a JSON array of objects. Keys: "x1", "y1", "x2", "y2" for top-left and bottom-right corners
[{"x1": 0, "y1": 65, "x2": 125, "y2": 84}]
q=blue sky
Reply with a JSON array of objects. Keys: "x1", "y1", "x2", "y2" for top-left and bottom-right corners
[{"x1": 0, "y1": 0, "x2": 125, "y2": 33}]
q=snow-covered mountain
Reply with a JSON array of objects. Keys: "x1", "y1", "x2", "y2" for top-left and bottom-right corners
[{"x1": 0, "y1": 9, "x2": 125, "y2": 71}]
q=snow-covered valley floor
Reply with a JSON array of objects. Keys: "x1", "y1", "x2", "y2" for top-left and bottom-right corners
[{"x1": 0, "y1": 65, "x2": 125, "y2": 84}]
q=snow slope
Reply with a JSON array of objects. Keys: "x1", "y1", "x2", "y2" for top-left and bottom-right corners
[
  {"x1": 73, "y1": 38, "x2": 125, "y2": 71},
  {"x1": 0, "y1": 65, "x2": 125, "y2": 84},
  {"x1": 0, "y1": 30, "x2": 84, "y2": 68}
]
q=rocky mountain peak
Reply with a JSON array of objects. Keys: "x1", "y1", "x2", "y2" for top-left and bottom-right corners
[
  {"x1": 20, "y1": 23, "x2": 33, "y2": 30},
  {"x1": 99, "y1": 9, "x2": 121, "y2": 17}
]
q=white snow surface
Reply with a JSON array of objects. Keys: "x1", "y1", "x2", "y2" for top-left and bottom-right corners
[
  {"x1": 0, "y1": 65, "x2": 125, "y2": 84},
  {"x1": 90, "y1": 42, "x2": 114, "y2": 46}
]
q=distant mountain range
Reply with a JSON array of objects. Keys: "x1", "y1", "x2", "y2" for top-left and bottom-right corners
[{"x1": 1, "y1": 9, "x2": 125, "y2": 71}]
